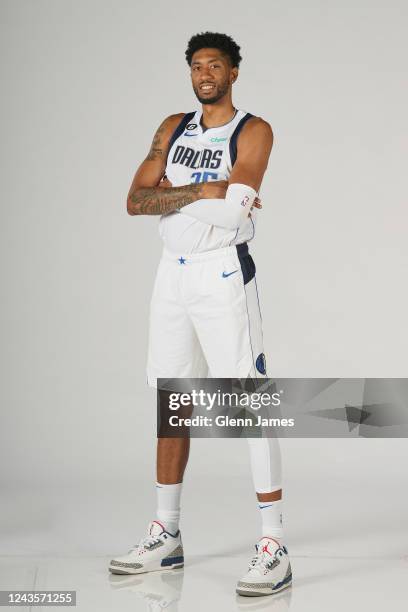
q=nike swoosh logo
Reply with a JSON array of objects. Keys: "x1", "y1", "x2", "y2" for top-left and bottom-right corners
[
  {"x1": 222, "y1": 270, "x2": 238, "y2": 278},
  {"x1": 259, "y1": 504, "x2": 274, "y2": 509},
  {"x1": 184, "y1": 133, "x2": 197, "y2": 137}
]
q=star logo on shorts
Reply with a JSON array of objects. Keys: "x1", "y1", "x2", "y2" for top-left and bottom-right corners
[{"x1": 178, "y1": 257, "x2": 186, "y2": 265}]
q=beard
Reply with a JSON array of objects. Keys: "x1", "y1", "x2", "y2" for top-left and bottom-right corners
[{"x1": 193, "y1": 80, "x2": 230, "y2": 105}]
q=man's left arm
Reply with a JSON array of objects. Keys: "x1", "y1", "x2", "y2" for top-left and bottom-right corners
[
  {"x1": 228, "y1": 117, "x2": 273, "y2": 191},
  {"x1": 179, "y1": 118, "x2": 273, "y2": 229}
]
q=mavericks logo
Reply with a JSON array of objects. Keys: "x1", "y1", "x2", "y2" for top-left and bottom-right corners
[{"x1": 256, "y1": 353, "x2": 267, "y2": 375}]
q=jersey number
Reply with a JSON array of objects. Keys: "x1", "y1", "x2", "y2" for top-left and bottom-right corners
[{"x1": 191, "y1": 172, "x2": 218, "y2": 183}]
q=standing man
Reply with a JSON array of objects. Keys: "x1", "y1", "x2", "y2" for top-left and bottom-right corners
[{"x1": 109, "y1": 32, "x2": 292, "y2": 597}]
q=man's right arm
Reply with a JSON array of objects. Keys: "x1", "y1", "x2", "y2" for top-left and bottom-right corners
[{"x1": 127, "y1": 115, "x2": 227, "y2": 215}]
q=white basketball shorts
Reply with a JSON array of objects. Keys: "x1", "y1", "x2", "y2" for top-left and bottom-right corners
[{"x1": 147, "y1": 243, "x2": 267, "y2": 387}]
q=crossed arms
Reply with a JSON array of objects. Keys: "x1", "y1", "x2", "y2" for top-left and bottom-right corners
[{"x1": 126, "y1": 113, "x2": 273, "y2": 228}]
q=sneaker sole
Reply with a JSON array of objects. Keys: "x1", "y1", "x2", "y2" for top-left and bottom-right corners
[
  {"x1": 236, "y1": 577, "x2": 292, "y2": 597},
  {"x1": 109, "y1": 563, "x2": 184, "y2": 575}
]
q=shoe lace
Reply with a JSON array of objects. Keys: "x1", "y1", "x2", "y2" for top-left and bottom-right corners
[
  {"x1": 249, "y1": 544, "x2": 276, "y2": 570},
  {"x1": 130, "y1": 534, "x2": 161, "y2": 552}
]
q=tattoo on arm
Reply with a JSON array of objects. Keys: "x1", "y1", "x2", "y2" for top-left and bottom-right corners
[
  {"x1": 146, "y1": 121, "x2": 167, "y2": 161},
  {"x1": 128, "y1": 184, "x2": 203, "y2": 215}
]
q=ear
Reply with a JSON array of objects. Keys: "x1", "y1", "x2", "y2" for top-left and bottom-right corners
[{"x1": 231, "y1": 67, "x2": 239, "y2": 84}]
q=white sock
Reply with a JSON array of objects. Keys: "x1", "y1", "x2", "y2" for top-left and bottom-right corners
[
  {"x1": 156, "y1": 482, "x2": 182, "y2": 535},
  {"x1": 258, "y1": 498, "x2": 284, "y2": 541}
]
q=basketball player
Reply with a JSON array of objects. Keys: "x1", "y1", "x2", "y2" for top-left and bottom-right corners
[{"x1": 109, "y1": 32, "x2": 292, "y2": 597}]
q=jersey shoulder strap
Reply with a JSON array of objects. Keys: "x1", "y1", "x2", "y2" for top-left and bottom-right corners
[
  {"x1": 167, "y1": 112, "x2": 196, "y2": 156},
  {"x1": 229, "y1": 112, "x2": 255, "y2": 166}
]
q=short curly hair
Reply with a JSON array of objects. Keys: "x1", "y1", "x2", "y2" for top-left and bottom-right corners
[{"x1": 185, "y1": 31, "x2": 242, "y2": 68}]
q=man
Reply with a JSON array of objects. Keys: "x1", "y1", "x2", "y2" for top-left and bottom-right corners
[{"x1": 109, "y1": 31, "x2": 292, "y2": 597}]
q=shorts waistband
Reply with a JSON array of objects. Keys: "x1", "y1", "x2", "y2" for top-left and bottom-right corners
[{"x1": 162, "y1": 242, "x2": 248, "y2": 264}]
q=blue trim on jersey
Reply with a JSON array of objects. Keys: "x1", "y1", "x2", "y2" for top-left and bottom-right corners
[
  {"x1": 167, "y1": 112, "x2": 196, "y2": 161},
  {"x1": 229, "y1": 113, "x2": 254, "y2": 166}
]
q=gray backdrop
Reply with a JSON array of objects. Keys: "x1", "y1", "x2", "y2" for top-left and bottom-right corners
[{"x1": 1, "y1": 0, "x2": 407, "y2": 559}]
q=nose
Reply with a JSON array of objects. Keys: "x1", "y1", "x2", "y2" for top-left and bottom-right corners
[{"x1": 198, "y1": 66, "x2": 213, "y2": 82}]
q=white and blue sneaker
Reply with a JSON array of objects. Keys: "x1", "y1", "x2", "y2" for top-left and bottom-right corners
[
  {"x1": 236, "y1": 537, "x2": 292, "y2": 597},
  {"x1": 109, "y1": 520, "x2": 184, "y2": 575}
]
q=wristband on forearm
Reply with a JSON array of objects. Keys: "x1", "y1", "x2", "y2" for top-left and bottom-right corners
[{"x1": 179, "y1": 183, "x2": 257, "y2": 230}]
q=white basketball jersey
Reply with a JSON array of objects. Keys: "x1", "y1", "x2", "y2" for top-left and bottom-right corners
[{"x1": 158, "y1": 108, "x2": 258, "y2": 254}]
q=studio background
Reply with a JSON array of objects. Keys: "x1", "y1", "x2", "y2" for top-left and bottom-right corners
[{"x1": 1, "y1": 1, "x2": 407, "y2": 610}]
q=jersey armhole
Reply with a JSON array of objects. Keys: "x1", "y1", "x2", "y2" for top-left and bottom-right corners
[
  {"x1": 229, "y1": 113, "x2": 255, "y2": 166},
  {"x1": 166, "y1": 111, "x2": 196, "y2": 162}
]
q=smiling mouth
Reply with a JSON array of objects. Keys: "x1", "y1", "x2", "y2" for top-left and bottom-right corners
[{"x1": 199, "y1": 84, "x2": 216, "y2": 92}]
